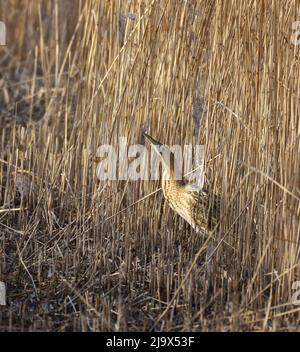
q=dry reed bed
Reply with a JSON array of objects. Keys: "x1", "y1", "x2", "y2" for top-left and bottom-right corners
[{"x1": 0, "y1": 0, "x2": 299, "y2": 331}]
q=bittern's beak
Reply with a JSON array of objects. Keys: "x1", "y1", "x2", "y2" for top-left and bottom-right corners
[
  {"x1": 143, "y1": 133, "x2": 163, "y2": 153},
  {"x1": 143, "y1": 133, "x2": 173, "y2": 172}
]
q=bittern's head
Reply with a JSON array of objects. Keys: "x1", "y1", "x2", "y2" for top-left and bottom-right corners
[{"x1": 144, "y1": 133, "x2": 176, "y2": 179}]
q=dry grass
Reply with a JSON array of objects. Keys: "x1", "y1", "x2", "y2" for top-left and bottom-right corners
[{"x1": 0, "y1": 0, "x2": 300, "y2": 332}]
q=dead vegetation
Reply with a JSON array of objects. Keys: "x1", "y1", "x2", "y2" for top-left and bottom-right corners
[{"x1": 0, "y1": 0, "x2": 300, "y2": 331}]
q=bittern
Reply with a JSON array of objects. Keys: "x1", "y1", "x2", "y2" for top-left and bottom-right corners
[{"x1": 144, "y1": 133, "x2": 220, "y2": 235}]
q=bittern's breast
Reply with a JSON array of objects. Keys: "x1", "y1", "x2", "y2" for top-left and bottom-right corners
[
  {"x1": 162, "y1": 180, "x2": 197, "y2": 228},
  {"x1": 162, "y1": 179, "x2": 220, "y2": 233}
]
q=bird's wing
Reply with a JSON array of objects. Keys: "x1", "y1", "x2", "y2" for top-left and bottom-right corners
[{"x1": 185, "y1": 184, "x2": 221, "y2": 231}]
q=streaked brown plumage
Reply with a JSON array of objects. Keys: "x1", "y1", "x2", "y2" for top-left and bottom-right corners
[{"x1": 144, "y1": 133, "x2": 220, "y2": 234}]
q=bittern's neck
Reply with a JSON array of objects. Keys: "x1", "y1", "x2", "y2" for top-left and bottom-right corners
[
  {"x1": 162, "y1": 165, "x2": 173, "y2": 180},
  {"x1": 162, "y1": 168, "x2": 184, "y2": 186},
  {"x1": 161, "y1": 153, "x2": 178, "y2": 180}
]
